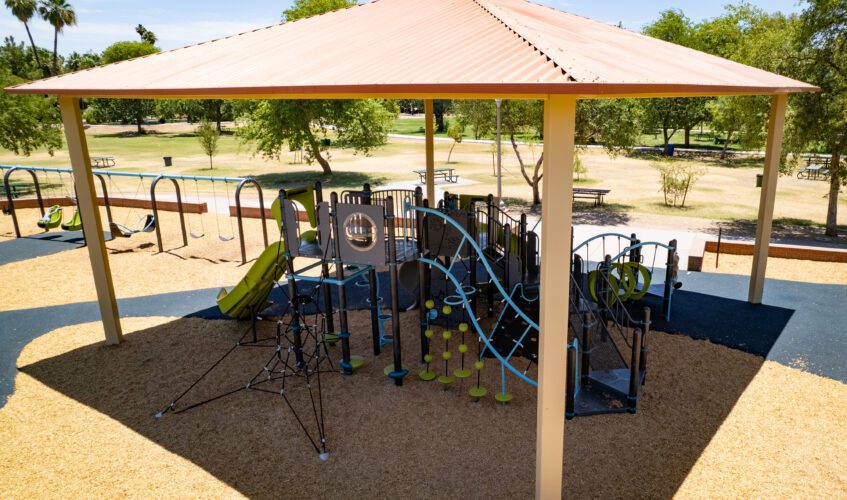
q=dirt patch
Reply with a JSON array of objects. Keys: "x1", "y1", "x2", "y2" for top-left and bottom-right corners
[{"x1": 702, "y1": 252, "x2": 847, "y2": 285}]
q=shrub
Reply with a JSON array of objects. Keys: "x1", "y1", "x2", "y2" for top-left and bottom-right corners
[{"x1": 653, "y1": 160, "x2": 705, "y2": 207}]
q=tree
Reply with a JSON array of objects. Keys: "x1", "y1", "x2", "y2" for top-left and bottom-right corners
[
  {"x1": 0, "y1": 36, "x2": 46, "y2": 79},
  {"x1": 432, "y1": 99, "x2": 451, "y2": 133},
  {"x1": 501, "y1": 100, "x2": 545, "y2": 204},
  {"x1": 135, "y1": 24, "x2": 157, "y2": 45},
  {"x1": 787, "y1": 0, "x2": 847, "y2": 237},
  {"x1": 196, "y1": 120, "x2": 219, "y2": 170},
  {"x1": 64, "y1": 50, "x2": 100, "y2": 71},
  {"x1": 575, "y1": 98, "x2": 643, "y2": 154},
  {"x1": 653, "y1": 159, "x2": 705, "y2": 208},
  {"x1": 4, "y1": 0, "x2": 43, "y2": 73},
  {"x1": 454, "y1": 100, "x2": 495, "y2": 139},
  {"x1": 0, "y1": 67, "x2": 62, "y2": 155},
  {"x1": 238, "y1": 99, "x2": 396, "y2": 175},
  {"x1": 85, "y1": 41, "x2": 159, "y2": 133},
  {"x1": 38, "y1": 0, "x2": 76, "y2": 75},
  {"x1": 157, "y1": 99, "x2": 236, "y2": 132},
  {"x1": 642, "y1": 8, "x2": 694, "y2": 45},
  {"x1": 446, "y1": 123, "x2": 464, "y2": 163},
  {"x1": 283, "y1": 0, "x2": 356, "y2": 22}
]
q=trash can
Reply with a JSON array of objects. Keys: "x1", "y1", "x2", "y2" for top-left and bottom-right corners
[
  {"x1": 163, "y1": 156, "x2": 172, "y2": 167},
  {"x1": 756, "y1": 173, "x2": 763, "y2": 187},
  {"x1": 665, "y1": 144, "x2": 675, "y2": 156}
]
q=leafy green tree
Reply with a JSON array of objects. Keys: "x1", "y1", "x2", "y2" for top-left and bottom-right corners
[
  {"x1": 64, "y1": 50, "x2": 100, "y2": 71},
  {"x1": 156, "y1": 99, "x2": 236, "y2": 132},
  {"x1": 239, "y1": 99, "x2": 396, "y2": 175},
  {"x1": 396, "y1": 99, "x2": 422, "y2": 114},
  {"x1": 446, "y1": 122, "x2": 464, "y2": 163},
  {"x1": 38, "y1": 0, "x2": 76, "y2": 75},
  {"x1": 4, "y1": 0, "x2": 43, "y2": 72},
  {"x1": 0, "y1": 36, "x2": 46, "y2": 79},
  {"x1": 642, "y1": 9, "x2": 694, "y2": 45},
  {"x1": 85, "y1": 41, "x2": 159, "y2": 133},
  {"x1": 501, "y1": 100, "x2": 544, "y2": 204},
  {"x1": 0, "y1": 67, "x2": 62, "y2": 155},
  {"x1": 135, "y1": 24, "x2": 157, "y2": 45},
  {"x1": 283, "y1": 0, "x2": 357, "y2": 22},
  {"x1": 575, "y1": 99, "x2": 643, "y2": 154},
  {"x1": 454, "y1": 100, "x2": 495, "y2": 139},
  {"x1": 432, "y1": 99, "x2": 451, "y2": 133},
  {"x1": 786, "y1": 0, "x2": 847, "y2": 236},
  {"x1": 196, "y1": 120, "x2": 219, "y2": 170}
]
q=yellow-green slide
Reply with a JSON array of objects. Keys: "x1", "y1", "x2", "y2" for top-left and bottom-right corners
[{"x1": 217, "y1": 241, "x2": 288, "y2": 319}]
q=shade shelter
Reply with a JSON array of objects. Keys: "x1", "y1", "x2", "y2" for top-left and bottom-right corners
[{"x1": 5, "y1": 0, "x2": 816, "y2": 497}]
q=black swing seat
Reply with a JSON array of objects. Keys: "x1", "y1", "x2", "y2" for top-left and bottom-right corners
[{"x1": 110, "y1": 214, "x2": 156, "y2": 238}]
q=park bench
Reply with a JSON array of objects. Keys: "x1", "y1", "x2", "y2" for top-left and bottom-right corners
[
  {"x1": 573, "y1": 187, "x2": 610, "y2": 206},
  {"x1": 413, "y1": 167, "x2": 459, "y2": 183},
  {"x1": 797, "y1": 164, "x2": 830, "y2": 181},
  {"x1": 91, "y1": 156, "x2": 116, "y2": 168}
]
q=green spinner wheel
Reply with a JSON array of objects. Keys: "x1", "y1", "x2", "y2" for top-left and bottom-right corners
[
  {"x1": 419, "y1": 370, "x2": 437, "y2": 381},
  {"x1": 437, "y1": 375, "x2": 454, "y2": 385},
  {"x1": 469, "y1": 386, "x2": 488, "y2": 398},
  {"x1": 494, "y1": 392, "x2": 513, "y2": 404},
  {"x1": 453, "y1": 368, "x2": 472, "y2": 379}
]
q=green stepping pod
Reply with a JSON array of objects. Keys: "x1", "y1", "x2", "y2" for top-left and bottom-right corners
[
  {"x1": 61, "y1": 208, "x2": 83, "y2": 231},
  {"x1": 37, "y1": 205, "x2": 63, "y2": 230},
  {"x1": 217, "y1": 241, "x2": 287, "y2": 319}
]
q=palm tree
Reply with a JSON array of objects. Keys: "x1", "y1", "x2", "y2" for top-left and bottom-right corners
[
  {"x1": 5, "y1": 0, "x2": 44, "y2": 71},
  {"x1": 38, "y1": 0, "x2": 76, "y2": 75}
]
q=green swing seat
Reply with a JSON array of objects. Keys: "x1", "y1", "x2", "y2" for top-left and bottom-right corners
[
  {"x1": 61, "y1": 208, "x2": 83, "y2": 231},
  {"x1": 217, "y1": 241, "x2": 288, "y2": 319},
  {"x1": 37, "y1": 205, "x2": 63, "y2": 230},
  {"x1": 271, "y1": 185, "x2": 318, "y2": 245}
]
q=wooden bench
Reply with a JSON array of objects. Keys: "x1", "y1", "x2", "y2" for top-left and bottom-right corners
[
  {"x1": 413, "y1": 167, "x2": 459, "y2": 183},
  {"x1": 91, "y1": 156, "x2": 116, "y2": 168},
  {"x1": 573, "y1": 187, "x2": 610, "y2": 206}
]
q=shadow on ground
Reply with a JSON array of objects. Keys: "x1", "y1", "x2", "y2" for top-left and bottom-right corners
[
  {"x1": 253, "y1": 171, "x2": 389, "y2": 192},
  {"x1": 572, "y1": 203, "x2": 633, "y2": 226},
  {"x1": 16, "y1": 303, "x2": 781, "y2": 498}
]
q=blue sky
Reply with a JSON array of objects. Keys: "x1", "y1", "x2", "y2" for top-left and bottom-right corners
[{"x1": 1, "y1": 0, "x2": 805, "y2": 56}]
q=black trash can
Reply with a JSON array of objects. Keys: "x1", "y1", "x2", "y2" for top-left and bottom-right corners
[
  {"x1": 756, "y1": 173, "x2": 763, "y2": 187},
  {"x1": 163, "y1": 156, "x2": 172, "y2": 167}
]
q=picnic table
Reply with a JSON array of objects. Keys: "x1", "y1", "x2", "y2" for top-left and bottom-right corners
[
  {"x1": 4, "y1": 182, "x2": 34, "y2": 198},
  {"x1": 413, "y1": 167, "x2": 459, "y2": 183},
  {"x1": 573, "y1": 187, "x2": 610, "y2": 206},
  {"x1": 91, "y1": 156, "x2": 116, "y2": 168},
  {"x1": 797, "y1": 164, "x2": 830, "y2": 181}
]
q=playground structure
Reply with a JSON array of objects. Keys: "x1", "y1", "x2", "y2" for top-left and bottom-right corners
[
  {"x1": 157, "y1": 180, "x2": 682, "y2": 455},
  {"x1": 1, "y1": 165, "x2": 268, "y2": 264}
]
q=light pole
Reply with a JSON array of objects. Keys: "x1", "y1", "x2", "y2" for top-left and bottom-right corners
[{"x1": 495, "y1": 98, "x2": 503, "y2": 205}]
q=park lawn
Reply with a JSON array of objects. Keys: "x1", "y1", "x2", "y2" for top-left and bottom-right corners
[{"x1": 1, "y1": 122, "x2": 844, "y2": 230}]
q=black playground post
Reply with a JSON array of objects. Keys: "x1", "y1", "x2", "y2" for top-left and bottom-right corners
[
  {"x1": 640, "y1": 306, "x2": 651, "y2": 385},
  {"x1": 662, "y1": 239, "x2": 677, "y2": 319},
  {"x1": 417, "y1": 195, "x2": 430, "y2": 361},
  {"x1": 315, "y1": 182, "x2": 336, "y2": 339},
  {"x1": 386, "y1": 196, "x2": 406, "y2": 386},
  {"x1": 566, "y1": 342, "x2": 577, "y2": 419},
  {"x1": 278, "y1": 188, "x2": 306, "y2": 367},
  {"x1": 580, "y1": 311, "x2": 592, "y2": 384},
  {"x1": 368, "y1": 267, "x2": 381, "y2": 355},
  {"x1": 628, "y1": 328, "x2": 643, "y2": 414},
  {"x1": 330, "y1": 192, "x2": 353, "y2": 375},
  {"x1": 467, "y1": 201, "x2": 478, "y2": 318}
]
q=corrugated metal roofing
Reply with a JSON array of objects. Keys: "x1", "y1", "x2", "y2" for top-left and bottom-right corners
[{"x1": 5, "y1": 0, "x2": 816, "y2": 98}]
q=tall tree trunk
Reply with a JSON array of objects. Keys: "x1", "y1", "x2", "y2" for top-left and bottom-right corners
[
  {"x1": 215, "y1": 101, "x2": 222, "y2": 132},
  {"x1": 52, "y1": 29, "x2": 58, "y2": 75},
  {"x1": 307, "y1": 134, "x2": 332, "y2": 175},
  {"x1": 825, "y1": 150, "x2": 841, "y2": 237},
  {"x1": 532, "y1": 155, "x2": 543, "y2": 205},
  {"x1": 684, "y1": 127, "x2": 691, "y2": 147},
  {"x1": 136, "y1": 109, "x2": 144, "y2": 134},
  {"x1": 721, "y1": 131, "x2": 734, "y2": 160},
  {"x1": 447, "y1": 142, "x2": 456, "y2": 163},
  {"x1": 23, "y1": 22, "x2": 44, "y2": 72}
]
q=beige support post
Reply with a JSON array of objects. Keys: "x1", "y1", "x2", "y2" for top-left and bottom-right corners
[
  {"x1": 59, "y1": 96, "x2": 123, "y2": 344},
  {"x1": 535, "y1": 94, "x2": 576, "y2": 499},
  {"x1": 424, "y1": 99, "x2": 436, "y2": 204},
  {"x1": 749, "y1": 94, "x2": 788, "y2": 304}
]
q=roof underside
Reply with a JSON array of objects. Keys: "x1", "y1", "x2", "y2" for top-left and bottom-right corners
[{"x1": 5, "y1": 0, "x2": 817, "y2": 98}]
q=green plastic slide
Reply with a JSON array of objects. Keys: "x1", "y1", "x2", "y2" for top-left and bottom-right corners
[
  {"x1": 271, "y1": 185, "x2": 318, "y2": 245},
  {"x1": 61, "y1": 208, "x2": 83, "y2": 231},
  {"x1": 37, "y1": 205, "x2": 63, "y2": 229},
  {"x1": 217, "y1": 241, "x2": 288, "y2": 319}
]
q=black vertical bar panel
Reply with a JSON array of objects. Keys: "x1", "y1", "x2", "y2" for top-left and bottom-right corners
[
  {"x1": 386, "y1": 196, "x2": 405, "y2": 386},
  {"x1": 640, "y1": 306, "x2": 651, "y2": 385},
  {"x1": 519, "y1": 213, "x2": 527, "y2": 280},
  {"x1": 4, "y1": 167, "x2": 45, "y2": 238},
  {"x1": 629, "y1": 233, "x2": 638, "y2": 263},
  {"x1": 628, "y1": 328, "x2": 643, "y2": 414},
  {"x1": 581, "y1": 311, "x2": 592, "y2": 384},
  {"x1": 368, "y1": 267, "x2": 381, "y2": 355},
  {"x1": 279, "y1": 188, "x2": 305, "y2": 368},
  {"x1": 503, "y1": 223, "x2": 511, "y2": 290},
  {"x1": 663, "y1": 239, "x2": 677, "y2": 319},
  {"x1": 315, "y1": 182, "x2": 336, "y2": 338},
  {"x1": 566, "y1": 341, "x2": 577, "y2": 420},
  {"x1": 468, "y1": 201, "x2": 478, "y2": 318},
  {"x1": 330, "y1": 192, "x2": 353, "y2": 374},
  {"x1": 486, "y1": 194, "x2": 495, "y2": 317},
  {"x1": 599, "y1": 255, "x2": 612, "y2": 342},
  {"x1": 416, "y1": 190, "x2": 430, "y2": 361}
]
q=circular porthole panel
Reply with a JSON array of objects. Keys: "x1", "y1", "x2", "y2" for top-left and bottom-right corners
[{"x1": 343, "y1": 212, "x2": 378, "y2": 252}]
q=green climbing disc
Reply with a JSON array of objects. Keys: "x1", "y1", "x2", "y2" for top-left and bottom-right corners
[
  {"x1": 587, "y1": 270, "x2": 621, "y2": 304},
  {"x1": 459, "y1": 322, "x2": 469, "y2": 333},
  {"x1": 458, "y1": 344, "x2": 468, "y2": 354},
  {"x1": 350, "y1": 355, "x2": 365, "y2": 370},
  {"x1": 611, "y1": 262, "x2": 637, "y2": 300},
  {"x1": 424, "y1": 329, "x2": 434, "y2": 339},
  {"x1": 323, "y1": 333, "x2": 341, "y2": 345},
  {"x1": 425, "y1": 299, "x2": 435, "y2": 309},
  {"x1": 442, "y1": 330, "x2": 452, "y2": 341},
  {"x1": 626, "y1": 262, "x2": 652, "y2": 300},
  {"x1": 442, "y1": 351, "x2": 452, "y2": 361},
  {"x1": 437, "y1": 375, "x2": 455, "y2": 385},
  {"x1": 474, "y1": 360, "x2": 485, "y2": 371},
  {"x1": 384, "y1": 364, "x2": 409, "y2": 376},
  {"x1": 469, "y1": 386, "x2": 488, "y2": 398},
  {"x1": 419, "y1": 370, "x2": 437, "y2": 381},
  {"x1": 442, "y1": 305, "x2": 452, "y2": 315},
  {"x1": 494, "y1": 392, "x2": 513, "y2": 404},
  {"x1": 423, "y1": 354, "x2": 433, "y2": 363},
  {"x1": 453, "y1": 368, "x2": 472, "y2": 379}
]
